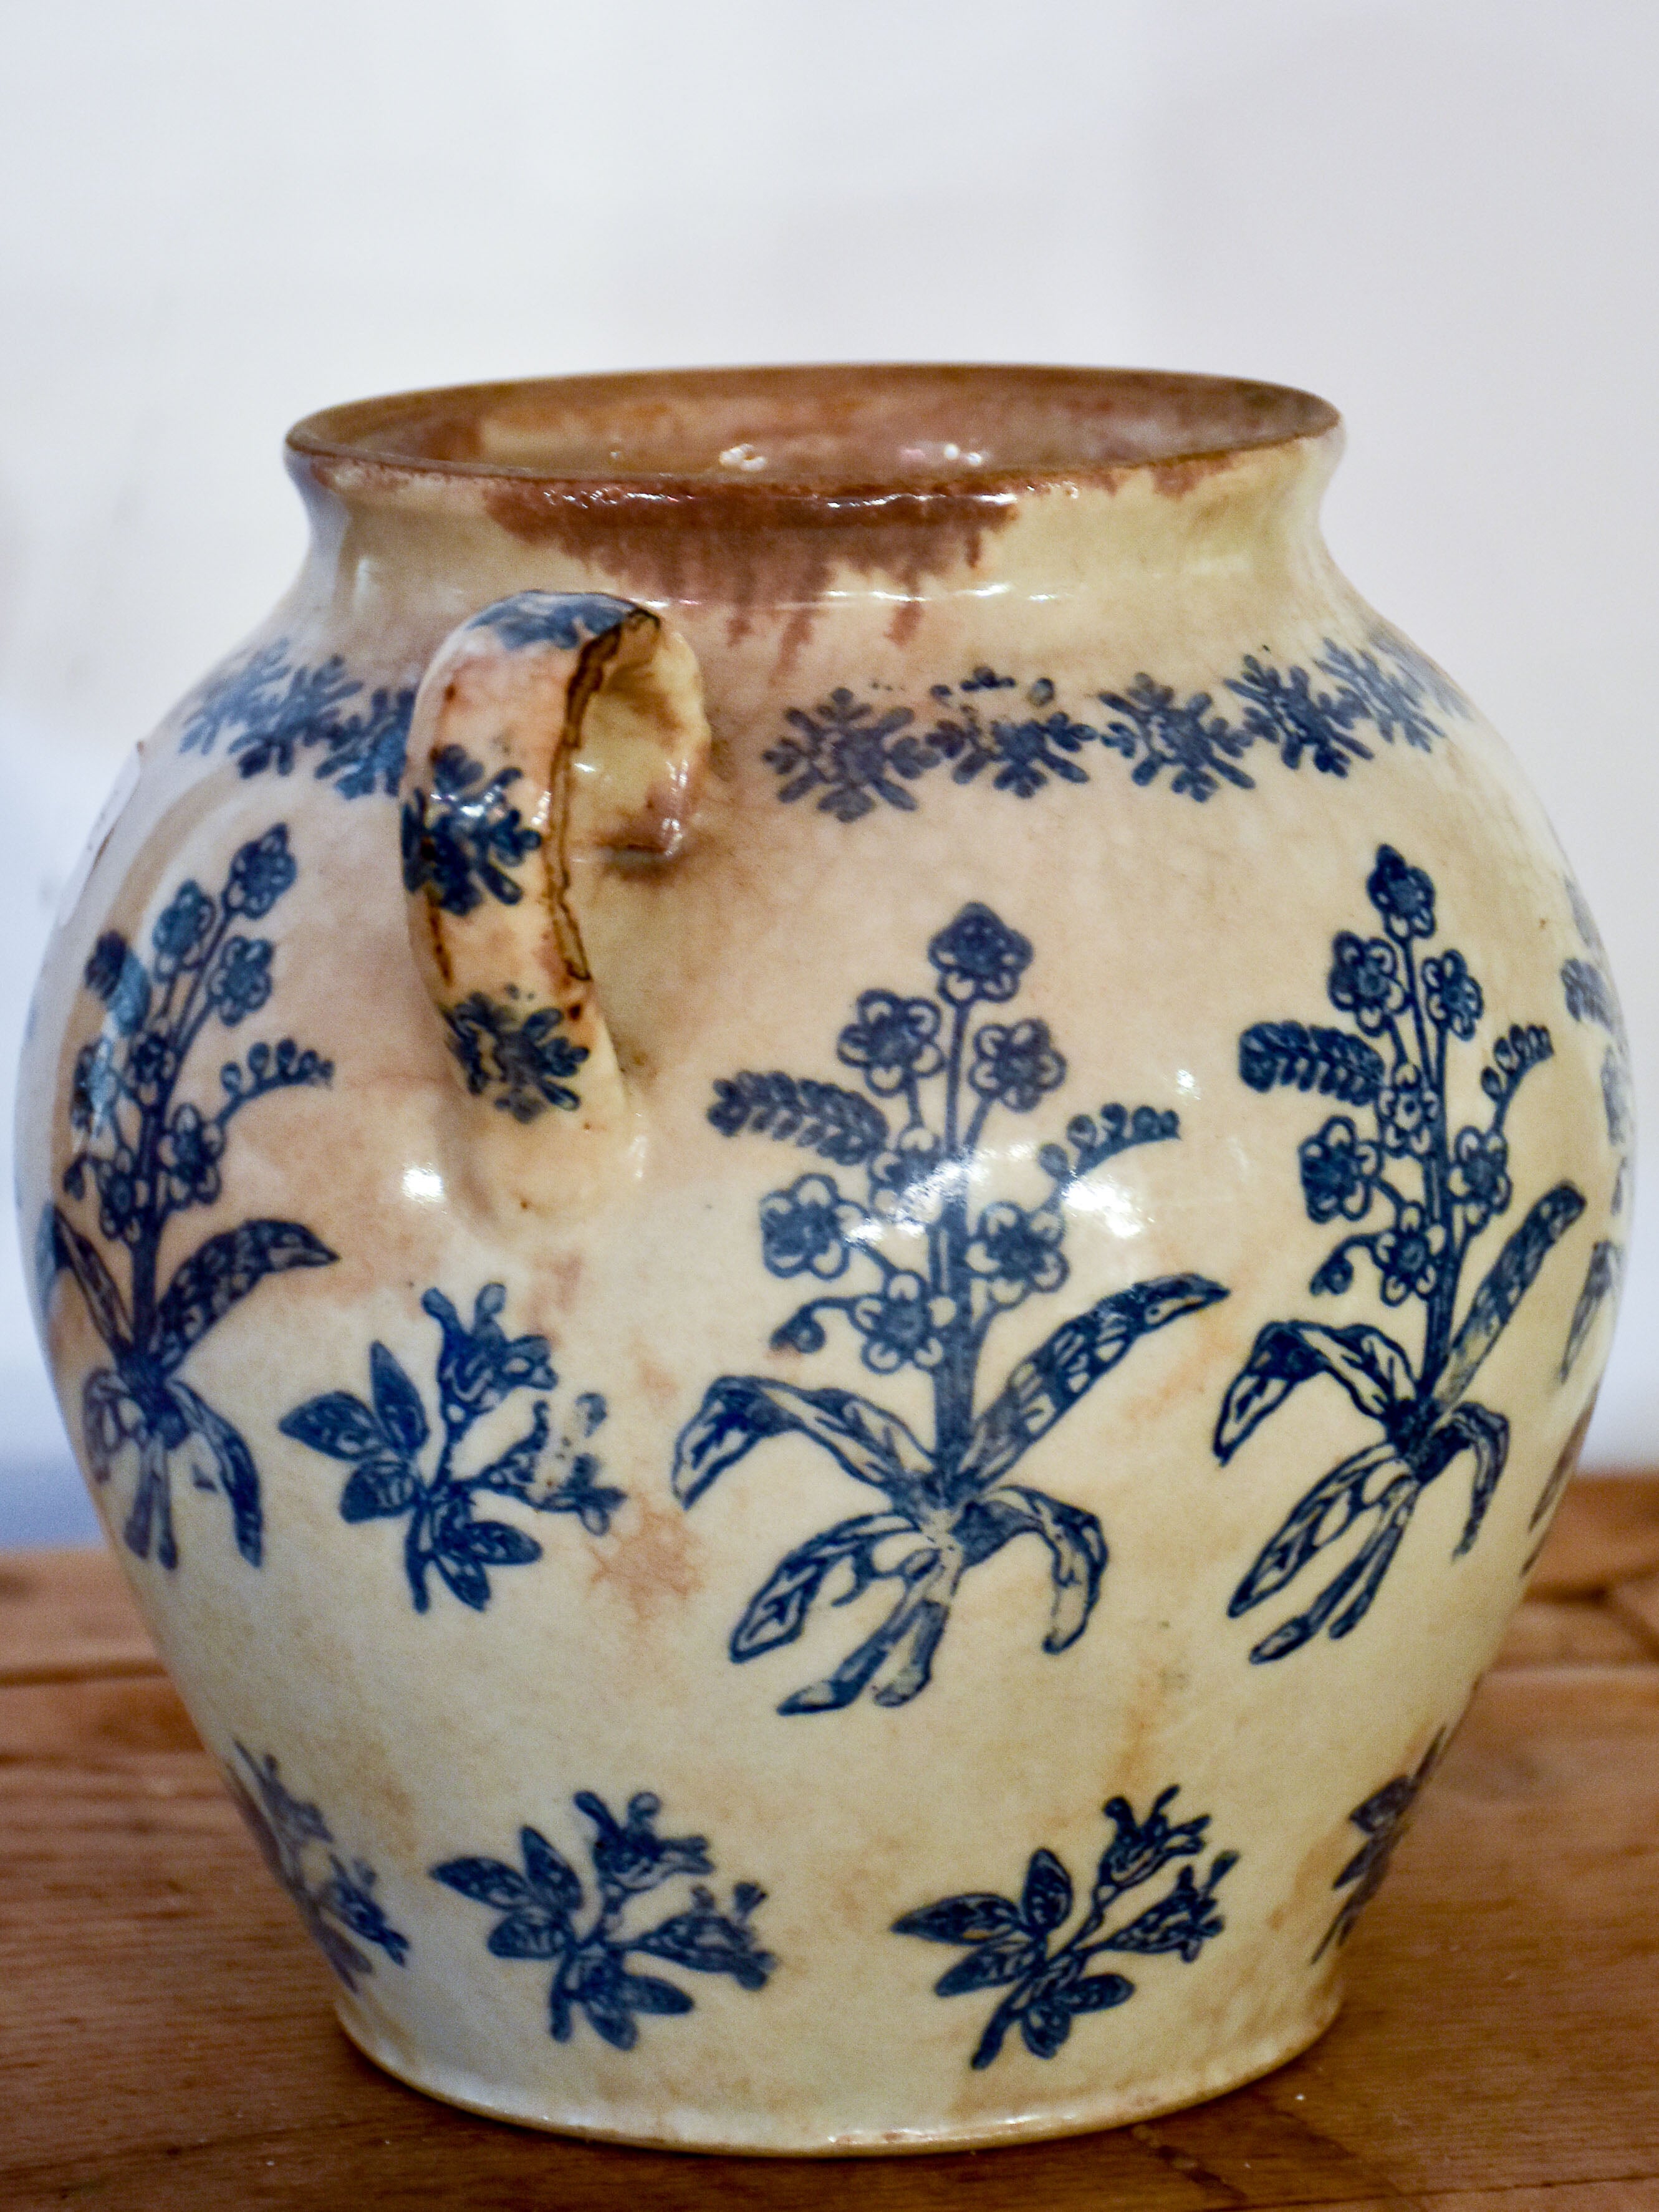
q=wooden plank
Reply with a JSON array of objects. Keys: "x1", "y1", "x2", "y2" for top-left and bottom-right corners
[
  {"x1": 0, "y1": 1544, "x2": 157, "y2": 1686},
  {"x1": 0, "y1": 1664, "x2": 1655, "y2": 2208},
  {"x1": 1607, "y1": 1569, "x2": 1659, "y2": 1657},
  {"x1": 1491, "y1": 1596, "x2": 1653, "y2": 1668},
  {"x1": 1526, "y1": 1476, "x2": 1659, "y2": 1599}
]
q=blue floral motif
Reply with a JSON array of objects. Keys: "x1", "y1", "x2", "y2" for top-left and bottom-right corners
[
  {"x1": 180, "y1": 640, "x2": 414, "y2": 800},
  {"x1": 42, "y1": 825, "x2": 336, "y2": 1570},
  {"x1": 893, "y1": 1784, "x2": 1236, "y2": 2070},
  {"x1": 1376, "y1": 1063, "x2": 1440, "y2": 1158},
  {"x1": 228, "y1": 1744, "x2": 409, "y2": 1990},
  {"x1": 927, "y1": 903, "x2": 1032, "y2": 1004},
  {"x1": 401, "y1": 744, "x2": 541, "y2": 916},
  {"x1": 1218, "y1": 847, "x2": 1585, "y2": 1660},
  {"x1": 1328, "y1": 933, "x2": 1407, "y2": 1035},
  {"x1": 850, "y1": 1272, "x2": 956, "y2": 1372},
  {"x1": 443, "y1": 990, "x2": 589, "y2": 1121},
  {"x1": 279, "y1": 1283, "x2": 618, "y2": 1613},
  {"x1": 764, "y1": 689, "x2": 935, "y2": 820},
  {"x1": 1366, "y1": 844, "x2": 1438, "y2": 937},
  {"x1": 1423, "y1": 951, "x2": 1483, "y2": 1041},
  {"x1": 1299, "y1": 1117, "x2": 1381, "y2": 1224},
  {"x1": 927, "y1": 671, "x2": 1102, "y2": 797},
  {"x1": 837, "y1": 992, "x2": 944, "y2": 1094},
  {"x1": 1314, "y1": 1736, "x2": 1444, "y2": 1959},
  {"x1": 1314, "y1": 642, "x2": 1447, "y2": 753},
  {"x1": 674, "y1": 904, "x2": 1226, "y2": 1713},
  {"x1": 206, "y1": 937, "x2": 274, "y2": 1024},
  {"x1": 767, "y1": 632, "x2": 1468, "y2": 820},
  {"x1": 1558, "y1": 879, "x2": 1632, "y2": 1378},
  {"x1": 431, "y1": 1789, "x2": 774, "y2": 2051},
  {"x1": 964, "y1": 1201, "x2": 1067, "y2": 1307},
  {"x1": 1098, "y1": 675, "x2": 1257, "y2": 800},
  {"x1": 759, "y1": 1173, "x2": 864, "y2": 1280},
  {"x1": 1447, "y1": 1127, "x2": 1511, "y2": 1233},
  {"x1": 1224, "y1": 656, "x2": 1372, "y2": 775},
  {"x1": 969, "y1": 1020, "x2": 1067, "y2": 1113}
]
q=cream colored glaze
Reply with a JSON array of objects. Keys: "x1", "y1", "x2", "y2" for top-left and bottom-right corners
[{"x1": 17, "y1": 367, "x2": 1621, "y2": 2153}]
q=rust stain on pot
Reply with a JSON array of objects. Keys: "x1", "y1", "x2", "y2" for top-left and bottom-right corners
[
  {"x1": 479, "y1": 478, "x2": 1021, "y2": 655},
  {"x1": 588, "y1": 1492, "x2": 704, "y2": 1625}
]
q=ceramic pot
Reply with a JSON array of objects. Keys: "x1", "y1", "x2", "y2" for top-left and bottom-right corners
[{"x1": 19, "y1": 367, "x2": 1627, "y2": 2153}]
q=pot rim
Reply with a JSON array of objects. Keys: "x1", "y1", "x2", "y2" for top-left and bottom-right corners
[{"x1": 286, "y1": 363, "x2": 1341, "y2": 505}]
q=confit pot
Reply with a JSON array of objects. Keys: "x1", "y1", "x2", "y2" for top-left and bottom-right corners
[{"x1": 18, "y1": 365, "x2": 1628, "y2": 2152}]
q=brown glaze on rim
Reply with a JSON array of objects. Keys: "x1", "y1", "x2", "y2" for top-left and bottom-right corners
[{"x1": 287, "y1": 366, "x2": 1341, "y2": 642}]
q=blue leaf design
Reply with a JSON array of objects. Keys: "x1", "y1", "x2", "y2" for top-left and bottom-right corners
[
  {"x1": 728, "y1": 1512, "x2": 918, "y2": 1659},
  {"x1": 488, "y1": 1910, "x2": 567, "y2": 1960},
  {"x1": 521, "y1": 1827, "x2": 584, "y2": 1913},
  {"x1": 1430, "y1": 1183, "x2": 1587, "y2": 1415},
  {"x1": 961, "y1": 1486, "x2": 1106, "y2": 1654},
  {"x1": 370, "y1": 1342, "x2": 428, "y2": 1455},
  {"x1": 433, "y1": 1550, "x2": 491, "y2": 1610},
  {"x1": 935, "y1": 1936, "x2": 1044, "y2": 1994},
  {"x1": 278, "y1": 1393, "x2": 384, "y2": 1460},
  {"x1": 1066, "y1": 1971, "x2": 1135, "y2": 2012},
  {"x1": 1214, "y1": 1320, "x2": 1416, "y2": 1461},
  {"x1": 431, "y1": 1857, "x2": 534, "y2": 1908},
  {"x1": 444, "y1": 1519, "x2": 543, "y2": 1567},
  {"x1": 959, "y1": 1274, "x2": 1229, "y2": 1491},
  {"x1": 168, "y1": 1380, "x2": 264, "y2": 1567},
  {"x1": 42, "y1": 1206, "x2": 130, "y2": 1354},
  {"x1": 339, "y1": 1456, "x2": 420, "y2": 1522},
  {"x1": 673, "y1": 1378, "x2": 933, "y2": 1506},
  {"x1": 890, "y1": 1894, "x2": 1022, "y2": 1945},
  {"x1": 1020, "y1": 1849, "x2": 1073, "y2": 1934},
  {"x1": 1239, "y1": 1021, "x2": 1385, "y2": 1104},
  {"x1": 154, "y1": 1221, "x2": 337, "y2": 1375}
]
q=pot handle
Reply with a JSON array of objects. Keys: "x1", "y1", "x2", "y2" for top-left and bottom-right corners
[{"x1": 401, "y1": 592, "x2": 709, "y2": 1152}]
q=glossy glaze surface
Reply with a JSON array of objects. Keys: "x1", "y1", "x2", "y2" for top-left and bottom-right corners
[{"x1": 17, "y1": 367, "x2": 1623, "y2": 2150}]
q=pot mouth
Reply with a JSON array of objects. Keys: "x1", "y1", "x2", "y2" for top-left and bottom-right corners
[{"x1": 287, "y1": 364, "x2": 1339, "y2": 496}]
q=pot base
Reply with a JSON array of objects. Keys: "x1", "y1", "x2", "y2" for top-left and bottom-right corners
[{"x1": 334, "y1": 1987, "x2": 1344, "y2": 2157}]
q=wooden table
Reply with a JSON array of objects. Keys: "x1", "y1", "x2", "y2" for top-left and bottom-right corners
[{"x1": 4, "y1": 1480, "x2": 1658, "y2": 2211}]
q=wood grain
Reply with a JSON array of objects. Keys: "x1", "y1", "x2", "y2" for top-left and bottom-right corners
[
  {"x1": 0, "y1": 1545, "x2": 157, "y2": 1686},
  {"x1": 1, "y1": 1481, "x2": 1657, "y2": 2210}
]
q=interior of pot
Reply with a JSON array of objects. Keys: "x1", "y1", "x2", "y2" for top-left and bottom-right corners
[{"x1": 288, "y1": 365, "x2": 1340, "y2": 488}]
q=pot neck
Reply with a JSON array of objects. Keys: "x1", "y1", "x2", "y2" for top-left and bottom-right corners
[{"x1": 283, "y1": 367, "x2": 1345, "y2": 650}]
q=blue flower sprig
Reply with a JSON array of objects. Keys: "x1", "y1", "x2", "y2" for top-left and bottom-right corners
[
  {"x1": 42, "y1": 824, "x2": 336, "y2": 1570},
  {"x1": 228, "y1": 1744, "x2": 408, "y2": 1990},
  {"x1": 281, "y1": 1283, "x2": 619, "y2": 1613},
  {"x1": 894, "y1": 1784, "x2": 1235, "y2": 2069},
  {"x1": 1314, "y1": 1734, "x2": 1445, "y2": 1959},
  {"x1": 432, "y1": 1789, "x2": 774, "y2": 2051},
  {"x1": 674, "y1": 903, "x2": 1226, "y2": 1713},
  {"x1": 1216, "y1": 846, "x2": 1585, "y2": 1659}
]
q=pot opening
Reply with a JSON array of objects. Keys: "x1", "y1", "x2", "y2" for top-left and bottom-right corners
[{"x1": 289, "y1": 365, "x2": 1338, "y2": 489}]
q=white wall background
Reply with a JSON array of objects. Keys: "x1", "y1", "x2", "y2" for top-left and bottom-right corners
[{"x1": 1, "y1": 0, "x2": 1652, "y2": 1541}]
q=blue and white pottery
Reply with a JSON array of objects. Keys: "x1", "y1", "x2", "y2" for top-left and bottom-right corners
[{"x1": 17, "y1": 367, "x2": 1627, "y2": 2150}]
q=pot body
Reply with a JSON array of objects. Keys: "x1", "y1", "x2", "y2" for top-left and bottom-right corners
[{"x1": 18, "y1": 369, "x2": 1627, "y2": 2152}]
